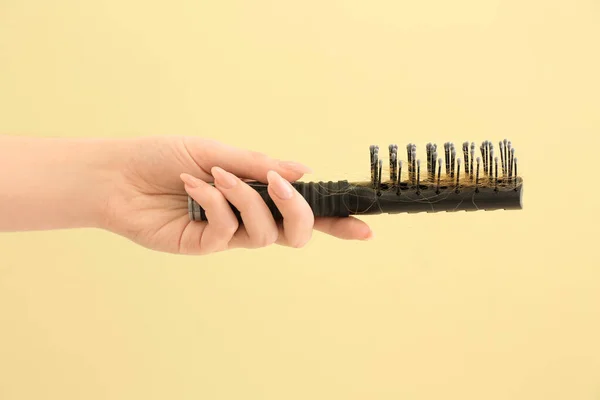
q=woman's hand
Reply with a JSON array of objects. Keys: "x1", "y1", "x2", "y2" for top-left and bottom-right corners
[
  {"x1": 102, "y1": 136, "x2": 373, "y2": 254},
  {"x1": 0, "y1": 135, "x2": 373, "y2": 254}
]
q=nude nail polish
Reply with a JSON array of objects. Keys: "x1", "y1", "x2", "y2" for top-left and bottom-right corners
[
  {"x1": 180, "y1": 173, "x2": 202, "y2": 188},
  {"x1": 278, "y1": 161, "x2": 313, "y2": 174},
  {"x1": 212, "y1": 167, "x2": 237, "y2": 189},
  {"x1": 268, "y1": 171, "x2": 293, "y2": 200}
]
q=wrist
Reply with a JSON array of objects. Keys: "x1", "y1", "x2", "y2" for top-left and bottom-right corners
[
  {"x1": 74, "y1": 138, "x2": 130, "y2": 231},
  {"x1": 0, "y1": 136, "x2": 130, "y2": 231}
]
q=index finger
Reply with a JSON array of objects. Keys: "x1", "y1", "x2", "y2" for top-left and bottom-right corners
[{"x1": 183, "y1": 137, "x2": 312, "y2": 183}]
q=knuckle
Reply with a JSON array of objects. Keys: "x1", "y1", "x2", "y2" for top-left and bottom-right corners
[
  {"x1": 248, "y1": 151, "x2": 272, "y2": 176},
  {"x1": 288, "y1": 230, "x2": 312, "y2": 248},
  {"x1": 190, "y1": 138, "x2": 217, "y2": 160},
  {"x1": 251, "y1": 230, "x2": 279, "y2": 248},
  {"x1": 239, "y1": 190, "x2": 267, "y2": 213},
  {"x1": 205, "y1": 188, "x2": 224, "y2": 206},
  {"x1": 221, "y1": 219, "x2": 239, "y2": 237},
  {"x1": 250, "y1": 150, "x2": 269, "y2": 162},
  {"x1": 268, "y1": 230, "x2": 280, "y2": 244},
  {"x1": 289, "y1": 238, "x2": 309, "y2": 249}
]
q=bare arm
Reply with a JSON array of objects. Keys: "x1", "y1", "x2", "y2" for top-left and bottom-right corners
[{"x1": 0, "y1": 135, "x2": 122, "y2": 232}]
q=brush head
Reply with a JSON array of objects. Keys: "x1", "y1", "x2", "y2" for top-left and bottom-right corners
[{"x1": 350, "y1": 139, "x2": 523, "y2": 214}]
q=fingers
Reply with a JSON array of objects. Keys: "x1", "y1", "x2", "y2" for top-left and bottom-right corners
[
  {"x1": 184, "y1": 137, "x2": 311, "y2": 183},
  {"x1": 313, "y1": 216, "x2": 374, "y2": 241},
  {"x1": 180, "y1": 173, "x2": 239, "y2": 254},
  {"x1": 265, "y1": 170, "x2": 315, "y2": 248},
  {"x1": 211, "y1": 167, "x2": 280, "y2": 249},
  {"x1": 180, "y1": 168, "x2": 374, "y2": 255}
]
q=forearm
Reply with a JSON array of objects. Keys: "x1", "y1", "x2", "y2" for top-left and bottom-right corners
[{"x1": 0, "y1": 135, "x2": 125, "y2": 232}]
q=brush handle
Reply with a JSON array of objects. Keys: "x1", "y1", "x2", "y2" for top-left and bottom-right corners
[
  {"x1": 188, "y1": 179, "x2": 523, "y2": 222},
  {"x1": 188, "y1": 181, "x2": 352, "y2": 222}
]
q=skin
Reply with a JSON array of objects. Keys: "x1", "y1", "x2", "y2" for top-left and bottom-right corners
[{"x1": 0, "y1": 135, "x2": 374, "y2": 254}]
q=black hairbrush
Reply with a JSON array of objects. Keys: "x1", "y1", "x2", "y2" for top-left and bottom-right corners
[{"x1": 188, "y1": 139, "x2": 523, "y2": 222}]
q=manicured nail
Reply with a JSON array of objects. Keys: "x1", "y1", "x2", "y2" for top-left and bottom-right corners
[
  {"x1": 267, "y1": 170, "x2": 294, "y2": 200},
  {"x1": 180, "y1": 173, "x2": 203, "y2": 188},
  {"x1": 212, "y1": 167, "x2": 238, "y2": 189},
  {"x1": 363, "y1": 229, "x2": 375, "y2": 241},
  {"x1": 279, "y1": 161, "x2": 313, "y2": 174}
]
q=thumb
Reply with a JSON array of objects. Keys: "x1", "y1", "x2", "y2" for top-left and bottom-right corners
[{"x1": 184, "y1": 137, "x2": 312, "y2": 182}]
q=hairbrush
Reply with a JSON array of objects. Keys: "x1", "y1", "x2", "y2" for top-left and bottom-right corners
[{"x1": 188, "y1": 139, "x2": 523, "y2": 222}]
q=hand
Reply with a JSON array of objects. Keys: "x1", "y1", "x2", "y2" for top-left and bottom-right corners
[{"x1": 104, "y1": 136, "x2": 374, "y2": 254}]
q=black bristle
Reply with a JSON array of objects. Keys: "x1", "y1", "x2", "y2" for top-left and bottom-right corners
[
  {"x1": 411, "y1": 145, "x2": 417, "y2": 186},
  {"x1": 475, "y1": 157, "x2": 481, "y2": 193},
  {"x1": 444, "y1": 142, "x2": 450, "y2": 177},
  {"x1": 455, "y1": 158, "x2": 461, "y2": 193},
  {"x1": 463, "y1": 142, "x2": 469, "y2": 176},
  {"x1": 450, "y1": 145, "x2": 456, "y2": 178},
  {"x1": 514, "y1": 158, "x2": 518, "y2": 189},
  {"x1": 397, "y1": 160, "x2": 403, "y2": 195},
  {"x1": 494, "y1": 157, "x2": 499, "y2": 191},
  {"x1": 499, "y1": 141, "x2": 505, "y2": 176},
  {"x1": 416, "y1": 160, "x2": 421, "y2": 195},
  {"x1": 470, "y1": 142, "x2": 475, "y2": 180},
  {"x1": 377, "y1": 159, "x2": 383, "y2": 195},
  {"x1": 389, "y1": 144, "x2": 398, "y2": 182},
  {"x1": 436, "y1": 158, "x2": 442, "y2": 194}
]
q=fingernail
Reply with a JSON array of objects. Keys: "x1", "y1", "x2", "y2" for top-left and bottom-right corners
[
  {"x1": 212, "y1": 167, "x2": 238, "y2": 189},
  {"x1": 279, "y1": 161, "x2": 313, "y2": 174},
  {"x1": 180, "y1": 173, "x2": 203, "y2": 188},
  {"x1": 363, "y1": 229, "x2": 375, "y2": 241},
  {"x1": 267, "y1": 170, "x2": 294, "y2": 200}
]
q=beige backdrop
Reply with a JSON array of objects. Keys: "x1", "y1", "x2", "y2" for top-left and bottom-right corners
[{"x1": 1, "y1": 1, "x2": 599, "y2": 399}]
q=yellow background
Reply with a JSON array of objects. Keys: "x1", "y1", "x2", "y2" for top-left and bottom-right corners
[{"x1": 1, "y1": 1, "x2": 599, "y2": 399}]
